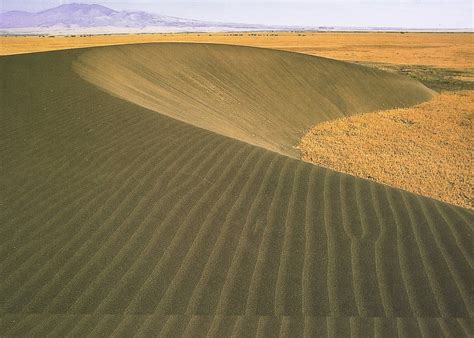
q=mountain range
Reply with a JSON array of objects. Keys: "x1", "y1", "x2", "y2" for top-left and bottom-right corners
[
  {"x1": 1, "y1": 3, "x2": 466, "y2": 35},
  {"x1": 0, "y1": 3, "x2": 295, "y2": 34}
]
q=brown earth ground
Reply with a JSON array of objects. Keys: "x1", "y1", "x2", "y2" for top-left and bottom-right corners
[
  {"x1": 1, "y1": 32, "x2": 473, "y2": 68},
  {"x1": 2, "y1": 32, "x2": 472, "y2": 208},
  {"x1": 298, "y1": 90, "x2": 473, "y2": 209}
]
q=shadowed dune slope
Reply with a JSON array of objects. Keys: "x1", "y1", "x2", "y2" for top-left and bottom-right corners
[
  {"x1": 74, "y1": 43, "x2": 433, "y2": 157},
  {"x1": 0, "y1": 46, "x2": 473, "y2": 336}
]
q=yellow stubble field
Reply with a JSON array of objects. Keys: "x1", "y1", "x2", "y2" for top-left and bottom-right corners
[{"x1": 1, "y1": 32, "x2": 473, "y2": 68}]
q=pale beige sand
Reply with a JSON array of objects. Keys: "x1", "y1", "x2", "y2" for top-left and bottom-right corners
[{"x1": 73, "y1": 43, "x2": 433, "y2": 158}]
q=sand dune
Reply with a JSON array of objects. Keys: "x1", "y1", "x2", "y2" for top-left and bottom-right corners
[
  {"x1": 0, "y1": 44, "x2": 473, "y2": 336},
  {"x1": 74, "y1": 43, "x2": 433, "y2": 157}
]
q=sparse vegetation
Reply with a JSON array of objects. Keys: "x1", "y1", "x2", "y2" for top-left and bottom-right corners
[
  {"x1": 299, "y1": 90, "x2": 474, "y2": 209},
  {"x1": 357, "y1": 62, "x2": 474, "y2": 92},
  {"x1": 1, "y1": 32, "x2": 473, "y2": 69}
]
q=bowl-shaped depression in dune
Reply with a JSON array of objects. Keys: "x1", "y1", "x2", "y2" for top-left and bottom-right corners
[{"x1": 74, "y1": 43, "x2": 434, "y2": 157}]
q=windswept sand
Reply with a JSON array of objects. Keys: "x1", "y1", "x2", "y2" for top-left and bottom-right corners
[
  {"x1": 2, "y1": 42, "x2": 473, "y2": 336},
  {"x1": 298, "y1": 90, "x2": 474, "y2": 209},
  {"x1": 74, "y1": 43, "x2": 432, "y2": 157},
  {"x1": 1, "y1": 32, "x2": 473, "y2": 68}
]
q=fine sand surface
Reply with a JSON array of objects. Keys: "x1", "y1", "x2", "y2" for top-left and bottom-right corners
[
  {"x1": 74, "y1": 43, "x2": 433, "y2": 157},
  {"x1": 1, "y1": 32, "x2": 473, "y2": 68},
  {"x1": 1, "y1": 44, "x2": 473, "y2": 336},
  {"x1": 299, "y1": 90, "x2": 474, "y2": 210}
]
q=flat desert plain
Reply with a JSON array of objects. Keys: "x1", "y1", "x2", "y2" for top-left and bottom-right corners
[
  {"x1": 1, "y1": 32, "x2": 473, "y2": 68},
  {"x1": 1, "y1": 33, "x2": 473, "y2": 336}
]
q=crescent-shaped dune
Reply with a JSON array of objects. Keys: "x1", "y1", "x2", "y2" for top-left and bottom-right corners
[
  {"x1": 0, "y1": 44, "x2": 472, "y2": 336},
  {"x1": 73, "y1": 43, "x2": 433, "y2": 157}
]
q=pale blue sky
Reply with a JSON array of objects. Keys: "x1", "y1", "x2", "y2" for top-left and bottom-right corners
[{"x1": 1, "y1": 1, "x2": 472, "y2": 28}]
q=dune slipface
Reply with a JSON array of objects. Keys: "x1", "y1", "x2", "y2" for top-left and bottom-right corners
[
  {"x1": 74, "y1": 43, "x2": 434, "y2": 157},
  {"x1": 0, "y1": 44, "x2": 473, "y2": 337}
]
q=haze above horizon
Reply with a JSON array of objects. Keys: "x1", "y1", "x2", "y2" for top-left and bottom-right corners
[{"x1": 1, "y1": 1, "x2": 472, "y2": 29}]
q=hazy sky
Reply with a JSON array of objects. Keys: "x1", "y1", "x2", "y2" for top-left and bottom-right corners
[{"x1": 1, "y1": 1, "x2": 473, "y2": 29}]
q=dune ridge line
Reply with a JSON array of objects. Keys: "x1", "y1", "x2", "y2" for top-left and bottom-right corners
[{"x1": 73, "y1": 42, "x2": 434, "y2": 157}]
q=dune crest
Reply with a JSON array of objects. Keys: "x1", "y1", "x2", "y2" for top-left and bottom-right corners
[{"x1": 74, "y1": 43, "x2": 433, "y2": 157}]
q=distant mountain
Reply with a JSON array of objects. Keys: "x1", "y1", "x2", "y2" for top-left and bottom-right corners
[
  {"x1": 2, "y1": 3, "x2": 463, "y2": 35},
  {"x1": 0, "y1": 3, "x2": 293, "y2": 34}
]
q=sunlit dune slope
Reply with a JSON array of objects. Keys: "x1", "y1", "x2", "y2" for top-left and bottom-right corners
[
  {"x1": 1, "y1": 45, "x2": 472, "y2": 336},
  {"x1": 74, "y1": 43, "x2": 433, "y2": 157}
]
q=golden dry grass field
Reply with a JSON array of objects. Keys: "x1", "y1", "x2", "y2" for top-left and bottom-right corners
[
  {"x1": 299, "y1": 90, "x2": 473, "y2": 210},
  {"x1": 1, "y1": 32, "x2": 473, "y2": 68}
]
